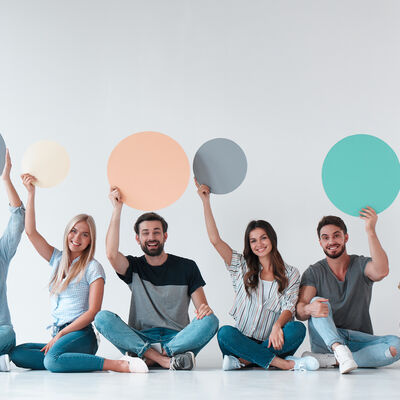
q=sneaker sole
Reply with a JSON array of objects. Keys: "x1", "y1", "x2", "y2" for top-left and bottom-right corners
[{"x1": 340, "y1": 362, "x2": 358, "y2": 374}]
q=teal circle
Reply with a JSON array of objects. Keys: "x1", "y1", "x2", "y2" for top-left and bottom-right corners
[{"x1": 322, "y1": 134, "x2": 400, "y2": 216}]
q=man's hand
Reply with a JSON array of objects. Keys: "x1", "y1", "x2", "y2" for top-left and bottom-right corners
[
  {"x1": 306, "y1": 298, "x2": 329, "y2": 318},
  {"x1": 109, "y1": 186, "x2": 123, "y2": 209},
  {"x1": 195, "y1": 303, "x2": 213, "y2": 319},
  {"x1": 360, "y1": 207, "x2": 378, "y2": 234},
  {"x1": 268, "y1": 324, "x2": 284, "y2": 350}
]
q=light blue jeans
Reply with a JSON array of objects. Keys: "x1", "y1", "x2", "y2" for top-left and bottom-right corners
[
  {"x1": 94, "y1": 310, "x2": 219, "y2": 358},
  {"x1": 309, "y1": 297, "x2": 400, "y2": 367},
  {"x1": 10, "y1": 325, "x2": 104, "y2": 372},
  {"x1": 0, "y1": 325, "x2": 15, "y2": 355}
]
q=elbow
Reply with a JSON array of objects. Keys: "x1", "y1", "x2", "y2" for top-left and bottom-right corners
[{"x1": 210, "y1": 236, "x2": 221, "y2": 247}]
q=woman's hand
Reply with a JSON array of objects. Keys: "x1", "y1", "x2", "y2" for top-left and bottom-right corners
[
  {"x1": 195, "y1": 178, "x2": 210, "y2": 203},
  {"x1": 21, "y1": 173, "x2": 36, "y2": 194},
  {"x1": 41, "y1": 332, "x2": 62, "y2": 355},
  {"x1": 268, "y1": 324, "x2": 285, "y2": 350}
]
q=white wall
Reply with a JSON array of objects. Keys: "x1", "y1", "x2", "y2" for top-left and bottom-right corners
[{"x1": 1, "y1": 0, "x2": 399, "y2": 367}]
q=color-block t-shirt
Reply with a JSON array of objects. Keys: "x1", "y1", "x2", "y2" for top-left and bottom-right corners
[
  {"x1": 300, "y1": 255, "x2": 373, "y2": 334},
  {"x1": 117, "y1": 254, "x2": 206, "y2": 332}
]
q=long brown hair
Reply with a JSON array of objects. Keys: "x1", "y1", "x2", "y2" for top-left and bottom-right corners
[{"x1": 243, "y1": 220, "x2": 288, "y2": 295}]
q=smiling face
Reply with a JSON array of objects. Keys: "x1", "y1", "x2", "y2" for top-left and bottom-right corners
[
  {"x1": 249, "y1": 227, "x2": 272, "y2": 258},
  {"x1": 67, "y1": 220, "x2": 91, "y2": 257},
  {"x1": 136, "y1": 220, "x2": 167, "y2": 257},
  {"x1": 319, "y1": 224, "x2": 348, "y2": 259}
]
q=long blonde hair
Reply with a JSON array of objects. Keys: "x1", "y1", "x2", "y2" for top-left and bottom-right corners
[{"x1": 50, "y1": 214, "x2": 96, "y2": 295}]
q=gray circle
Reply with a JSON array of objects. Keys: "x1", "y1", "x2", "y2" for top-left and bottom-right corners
[
  {"x1": 193, "y1": 138, "x2": 247, "y2": 194},
  {"x1": 0, "y1": 134, "x2": 6, "y2": 175}
]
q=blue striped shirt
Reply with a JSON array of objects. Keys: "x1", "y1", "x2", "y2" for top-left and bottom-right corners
[{"x1": 227, "y1": 251, "x2": 300, "y2": 341}]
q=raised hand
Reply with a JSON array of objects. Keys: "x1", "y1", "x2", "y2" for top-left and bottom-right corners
[
  {"x1": 109, "y1": 186, "x2": 123, "y2": 209},
  {"x1": 194, "y1": 178, "x2": 210, "y2": 202},
  {"x1": 359, "y1": 207, "x2": 378, "y2": 234},
  {"x1": 21, "y1": 173, "x2": 36, "y2": 194},
  {"x1": 1, "y1": 149, "x2": 11, "y2": 181}
]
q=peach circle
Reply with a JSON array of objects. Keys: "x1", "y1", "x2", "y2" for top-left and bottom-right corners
[{"x1": 107, "y1": 132, "x2": 190, "y2": 210}]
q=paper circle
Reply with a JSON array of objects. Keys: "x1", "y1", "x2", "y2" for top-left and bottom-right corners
[
  {"x1": 0, "y1": 134, "x2": 6, "y2": 175},
  {"x1": 107, "y1": 132, "x2": 190, "y2": 210},
  {"x1": 21, "y1": 141, "x2": 70, "y2": 188},
  {"x1": 193, "y1": 138, "x2": 247, "y2": 194},
  {"x1": 322, "y1": 134, "x2": 400, "y2": 216}
]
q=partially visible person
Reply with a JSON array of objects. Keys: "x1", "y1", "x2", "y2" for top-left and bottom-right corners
[
  {"x1": 196, "y1": 181, "x2": 319, "y2": 371},
  {"x1": 0, "y1": 150, "x2": 25, "y2": 372},
  {"x1": 297, "y1": 209, "x2": 400, "y2": 374},
  {"x1": 10, "y1": 174, "x2": 148, "y2": 373}
]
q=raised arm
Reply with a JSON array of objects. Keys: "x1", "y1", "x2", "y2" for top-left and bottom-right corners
[
  {"x1": 360, "y1": 207, "x2": 389, "y2": 281},
  {"x1": 106, "y1": 187, "x2": 129, "y2": 275},
  {"x1": 195, "y1": 179, "x2": 233, "y2": 265},
  {"x1": 2, "y1": 149, "x2": 22, "y2": 207},
  {"x1": 21, "y1": 174, "x2": 54, "y2": 262}
]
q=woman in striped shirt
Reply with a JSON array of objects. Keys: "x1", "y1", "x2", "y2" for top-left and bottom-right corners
[{"x1": 196, "y1": 182, "x2": 319, "y2": 371}]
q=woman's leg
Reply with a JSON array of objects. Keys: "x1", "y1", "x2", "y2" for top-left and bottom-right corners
[
  {"x1": 10, "y1": 343, "x2": 47, "y2": 370},
  {"x1": 217, "y1": 325, "x2": 276, "y2": 368},
  {"x1": 43, "y1": 326, "x2": 103, "y2": 373}
]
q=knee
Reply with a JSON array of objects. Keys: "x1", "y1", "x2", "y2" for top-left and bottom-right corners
[
  {"x1": 217, "y1": 325, "x2": 238, "y2": 343},
  {"x1": 0, "y1": 326, "x2": 16, "y2": 353},
  {"x1": 94, "y1": 310, "x2": 115, "y2": 332},
  {"x1": 43, "y1": 354, "x2": 61, "y2": 373},
  {"x1": 286, "y1": 321, "x2": 306, "y2": 340},
  {"x1": 202, "y1": 313, "x2": 219, "y2": 335}
]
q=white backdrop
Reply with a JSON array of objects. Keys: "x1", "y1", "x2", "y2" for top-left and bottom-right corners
[{"x1": 0, "y1": 0, "x2": 399, "y2": 367}]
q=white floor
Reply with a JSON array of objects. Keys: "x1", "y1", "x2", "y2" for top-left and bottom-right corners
[{"x1": 1, "y1": 365, "x2": 399, "y2": 400}]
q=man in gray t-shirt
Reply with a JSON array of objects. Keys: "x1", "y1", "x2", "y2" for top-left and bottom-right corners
[{"x1": 296, "y1": 209, "x2": 400, "y2": 374}]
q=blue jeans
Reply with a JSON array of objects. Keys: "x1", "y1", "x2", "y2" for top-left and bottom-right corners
[
  {"x1": 217, "y1": 321, "x2": 306, "y2": 369},
  {"x1": 10, "y1": 325, "x2": 104, "y2": 372},
  {"x1": 309, "y1": 296, "x2": 400, "y2": 367},
  {"x1": 0, "y1": 325, "x2": 15, "y2": 355},
  {"x1": 94, "y1": 310, "x2": 219, "y2": 358}
]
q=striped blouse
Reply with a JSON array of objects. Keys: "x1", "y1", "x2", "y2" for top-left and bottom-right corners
[{"x1": 226, "y1": 251, "x2": 300, "y2": 341}]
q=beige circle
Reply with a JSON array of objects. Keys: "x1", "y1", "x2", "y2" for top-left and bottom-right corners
[
  {"x1": 107, "y1": 132, "x2": 190, "y2": 210},
  {"x1": 21, "y1": 141, "x2": 70, "y2": 188}
]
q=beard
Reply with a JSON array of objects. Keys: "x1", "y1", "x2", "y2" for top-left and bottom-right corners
[
  {"x1": 323, "y1": 244, "x2": 346, "y2": 259},
  {"x1": 141, "y1": 241, "x2": 164, "y2": 257}
]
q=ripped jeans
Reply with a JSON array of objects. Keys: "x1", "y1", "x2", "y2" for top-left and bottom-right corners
[{"x1": 308, "y1": 297, "x2": 400, "y2": 367}]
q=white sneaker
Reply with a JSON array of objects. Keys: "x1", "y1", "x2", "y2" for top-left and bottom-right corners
[
  {"x1": 302, "y1": 351, "x2": 336, "y2": 368},
  {"x1": 285, "y1": 356, "x2": 320, "y2": 371},
  {"x1": 120, "y1": 355, "x2": 149, "y2": 373},
  {"x1": 333, "y1": 345, "x2": 358, "y2": 374},
  {"x1": 0, "y1": 354, "x2": 10, "y2": 372},
  {"x1": 222, "y1": 355, "x2": 245, "y2": 371}
]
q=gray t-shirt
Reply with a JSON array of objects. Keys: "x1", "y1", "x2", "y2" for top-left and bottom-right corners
[{"x1": 300, "y1": 255, "x2": 373, "y2": 334}]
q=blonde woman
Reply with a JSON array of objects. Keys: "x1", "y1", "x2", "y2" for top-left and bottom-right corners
[{"x1": 10, "y1": 174, "x2": 147, "y2": 373}]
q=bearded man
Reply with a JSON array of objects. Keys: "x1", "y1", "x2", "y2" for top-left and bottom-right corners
[
  {"x1": 95, "y1": 187, "x2": 218, "y2": 371},
  {"x1": 296, "y1": 208, "x2": 400, "y2": 374}
]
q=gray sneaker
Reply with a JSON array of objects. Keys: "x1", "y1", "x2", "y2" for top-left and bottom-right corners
[
  {"x1": 301, "y1": 351, "x2": 336, "y2": 368},
  {"x1": 170, "y1": 351, "x2": 195, "y2": 370}
]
